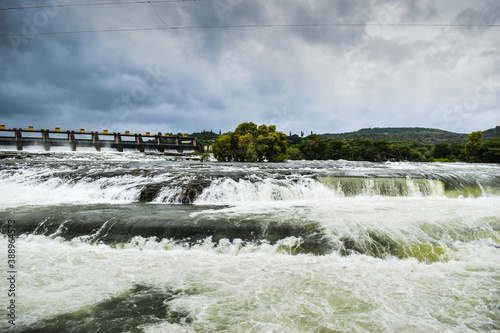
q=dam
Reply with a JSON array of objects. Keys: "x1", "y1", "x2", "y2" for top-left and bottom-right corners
[{"x1": 0, "y1": 125, "x2": 207, "y2": 153}]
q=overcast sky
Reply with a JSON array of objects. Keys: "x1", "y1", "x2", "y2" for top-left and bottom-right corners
[{"x1": 1, "y1": 0, "x2": 499, "y2": 135}]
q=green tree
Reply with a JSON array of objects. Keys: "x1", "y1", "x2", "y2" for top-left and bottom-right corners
[
  {"x1": 237, "y1": 133, "x2": 258, "y2": 162},
  {"x1": 373, "y1": 140, "x2": 391, "y2": 161},
  {"x1": 350, "y1": 139, "x2": 375, "y2": 161},
  {"x1": 300, "y1": 134, "x2": 326, "y2": 160},
  {"x1": 212, "y1": 122, "x2": 288, "y2": 162},
  {"x1": 340, "y1": 143, "x2": 353, "y2": 160},
  {"x1": 482, "y1": 136, "x2": 500, "y2": 163},
  {"x1": 288, "y1": 147, "x2": 302, "y2": 160},
  {"x1": 212, "y1": 133, "x2": 233, "y2": 162},
  {"x1": 325, "y1": 138, "x2": 343, "y2": 160},
  {"x1": 389, "y1": 144, "x2": 412, "y2": 161},
  {"x1": 410, "y1": 149, "x2": 424, "y2": 161},
  {"x1": 465, "y1": 131, "x2": 484, "y2": 163},
  {"x1": 256, "y1": 125, "x2": 288, "y2": 162},
  {"x1": 235, "y1": 122, "x2": 258, "y2": 137},
  {"x1": 433, "y1": 143, "x2": 451, "y2": 159},
  {"x1": 449, "y1": 142, "x2": 465, "y2": 161},
  {"x1": 287, "y1": 134, "x2": 302, "y2": 147}
]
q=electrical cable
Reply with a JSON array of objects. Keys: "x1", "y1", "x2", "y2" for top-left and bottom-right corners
[
  {"x1": 1, "y1": 23, "x2": 499, "y2": 37},
  {"x1": 0, "y1": 0, "x2": 206, "y2": 11}
]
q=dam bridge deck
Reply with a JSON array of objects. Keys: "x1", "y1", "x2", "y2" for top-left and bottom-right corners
[{"x1": 0, "y1": 126, "x2": 207, "y2": 153}]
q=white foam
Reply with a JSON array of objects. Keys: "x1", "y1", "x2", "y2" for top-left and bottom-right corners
[
  {"x1": 1, "y1": 154, "x2": 499, "y2": 331},
  {"x1": 3, "y1": 232, "x2": 498, "y2": 331},
  {"x1": 0, "y1": 166, "x2": 147, "y2": 207},
  {"x1": 195, "y1": 177, "x2": 332, "y2": 205}
]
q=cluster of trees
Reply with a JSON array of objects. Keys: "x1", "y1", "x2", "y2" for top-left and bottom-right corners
[
  {"x1": 190, "y1": 130, "x2": 220, "y2": 146},
  {"x1": 212, "y1": 122, "x2": 288, "y2": 162},
  {"x1": 464, "y1": 131, "x2": 500, "y2": 163},
  {"x1": 211, "y1": 124, "x2": 500, "y2": 163},
  {"x1": 287, "y1": 135, "x2": 434, "y2": 161},
  {"x1": 286, "y1": 131, "x2": 500, "y2": 163}
]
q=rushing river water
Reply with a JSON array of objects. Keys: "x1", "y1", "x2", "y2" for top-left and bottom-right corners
[{"x1": 0, "y1": 150, "x2": 499, "y2": 332}]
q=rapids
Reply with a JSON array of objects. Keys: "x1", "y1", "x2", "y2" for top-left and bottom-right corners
[{"x1": 0, "y1": 151, "x2": 499, "y2": 332}]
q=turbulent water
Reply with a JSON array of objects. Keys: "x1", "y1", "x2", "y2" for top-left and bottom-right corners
[{"x1": 0, "y1": 150, "x2": 499, "y2": 332}]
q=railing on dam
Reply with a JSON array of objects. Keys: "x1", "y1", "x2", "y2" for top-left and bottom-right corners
[{"x1": 0, "y1": 126, "x2": 207, "y2": 153}]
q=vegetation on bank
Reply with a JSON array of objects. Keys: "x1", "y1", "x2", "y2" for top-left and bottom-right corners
[
  {"x1": 190, "y1": 130, "x2": 220, "y2": 146},
  {"x1": 288, "y1": 132, "x2": 500, "y2": 163},
  {"x1": 207, "y1": 124, "x2": 500, "y2": 163},
  {"x1": 212, "y1": 122, "x2": 288, "y2": 162},
  {"x1": 287, "y1": 131, "x2": 500, "y2": 163},
  {"x1": 321, "y1": 126, "x2": 500, "y2": 143}
]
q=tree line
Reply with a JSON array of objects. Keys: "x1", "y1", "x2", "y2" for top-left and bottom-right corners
[
  {"x1": 211, "y1": 123, "x2": 500, "y2": 163},
  {"x1": 287, "y1": 131, "x2": 500, "y2": 163}
]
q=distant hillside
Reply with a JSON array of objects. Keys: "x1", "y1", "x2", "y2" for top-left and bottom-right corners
[
  {"x1": 193, "y1": 126, "x2": 500, "y2": 145},
  {"x1": 483, "y1": 126, "x2": 500, "y2": 140},
  {"x1": 190, "y1": 130, "x2": 219, "y2": 141},
  {"x1": 323, "y1": 127, "x2": 459, "y2": 138},
  {"x1": 322, "y1": 127, "x2": 470, "y2": 144}
]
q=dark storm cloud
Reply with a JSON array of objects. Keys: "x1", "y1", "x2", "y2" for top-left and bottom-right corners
[
  {"x1": 0, "y1": 0, "x2": 499, "y2": 134},
  {"x1": 453, "y1": 1, "x2": 500, "y2": 34},
  {"x1": 1, "y1": 35, "x2": 120, "y2": 118}
]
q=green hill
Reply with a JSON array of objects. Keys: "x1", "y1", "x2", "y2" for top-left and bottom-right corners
[
  {"x1": 321, "y1": 127, "x2": 470, "y2": 144},
  {"x1": 193, "y1": 126, "x2": 500, "y2": 145},
  {"x1": 190, "y1": 130, "x2": 219, "y2": 141},
  {"x1": 324, "y1": 127, "x2": 458, "y2": 137},
  {"x1": 483, "y1": 126, "x2": 500, "y2": 140}
]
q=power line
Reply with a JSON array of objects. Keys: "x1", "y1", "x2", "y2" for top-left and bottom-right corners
[
  {"x1": 149, "y1": 1, "x2": 174, "y2": 29},
  {"x1": 1, "y1": 23, "x2": 500, "y2": 37},
  {"x1": 0, "y1": 0, "x2": 206, "y2": 11},
  {"x1": 176, "y1": 23, "x2": 500, "y2": 29},
  {"x1": 2, "y1": 1, "x2": 498, "y2": 36}
]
